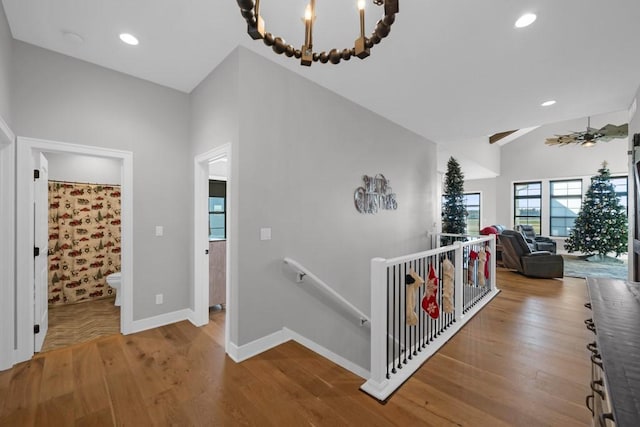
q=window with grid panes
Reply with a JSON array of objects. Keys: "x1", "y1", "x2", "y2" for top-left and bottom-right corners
[
  {"x1": 550, "y1": 179, "x2": 582, "y2": 237},
  {"x1": 514, "y1": 182, "x2": 542, "y2": 234}
]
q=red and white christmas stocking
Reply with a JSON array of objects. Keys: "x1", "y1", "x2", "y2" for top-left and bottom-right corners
[
  {"x1": 468, "y1": 250, "x2": 478, "y2": 283},
  {"x1": 484, "y1": 248, "x2": 491, "y2": 281},
  {"x1": 421, "y1": 264, "x2": 440, "y2": 319}
]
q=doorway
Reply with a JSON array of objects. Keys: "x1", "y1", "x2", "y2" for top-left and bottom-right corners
[
  {"x1": 194, "y1": 144, "x2": 233, "y2": 353},
  {"x1": 40, "y1": 152, "x2": 123, "y2": 352},
  {"x1": 15, "y1": 137, "x2": 133, "y2": 364}
]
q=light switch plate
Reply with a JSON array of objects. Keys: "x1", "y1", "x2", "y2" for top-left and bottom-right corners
[
  {"x1": 155, "y1": 226, "x2": 163, "y2": 236},
  {"x1": 260, "y1": 227, "x2": 271, "y2": 241},
  {"x1": 156, "y1": 294, "x2": 163, "y2": 304}
]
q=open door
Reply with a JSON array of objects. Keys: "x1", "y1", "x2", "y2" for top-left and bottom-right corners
[{"x1": 34, "y1": 152, "x2": 48, "y2": 352}]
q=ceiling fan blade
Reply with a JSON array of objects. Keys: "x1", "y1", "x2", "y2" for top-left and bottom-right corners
[
  {"x1": 546, "y1": 135, "x2": 577, "y2": 145},
  {"x1": 545, "y1": 122, "x2": 628, "y2": 146},
  {"x1": 598, "y1": 123, "x2": 628, "y2": 138}
]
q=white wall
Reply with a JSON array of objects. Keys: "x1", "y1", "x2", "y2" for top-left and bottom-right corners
[
  {"x1": 437, "y1": 135, "x2": 501, "y2": 179},
  {"x1": 467, "y1": 110, "x2": 629, "y2": 231},
  {"x1": 465, "y1": 178, "x2": 497, "y2": 229},
  {"x1": 12, "y1": 41, "x2": 191, "y2": 321},
  {"x1": 232, "y1": 48, "x2": 438, "y2": 370},
  {"x1": 46, "y1": 152, "x2": 121, "y2": 184}
]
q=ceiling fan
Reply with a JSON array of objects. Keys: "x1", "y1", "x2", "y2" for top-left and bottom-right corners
[{"x1": 545, "y1": 117, "x2": 628, "y2": 147}]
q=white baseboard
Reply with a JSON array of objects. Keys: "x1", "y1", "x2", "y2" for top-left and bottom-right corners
[
  {"x1": 225, "y1": 327, "x2": 369, "y2": 380},
  {"x1": 186, "y1": 309, "x2": 199, "y2": 326},
  {"x1": 128, "y1": 308, "x2": 191, "y2": 334},
  {"x1": 283, "y1": 328, "x2": 370, "y2": 379},
  {"x1": 226, "y1": 329, "x2": 287, "y2": 363}
]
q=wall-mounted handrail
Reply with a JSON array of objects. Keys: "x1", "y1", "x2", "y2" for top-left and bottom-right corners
[{"x1": 283, "y1": 257, "x2": 370, "y2": 326}]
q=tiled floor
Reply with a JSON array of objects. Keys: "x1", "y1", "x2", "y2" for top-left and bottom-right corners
[{"x1": 40, "y1": 297, "x2": 120, "y2": 352}]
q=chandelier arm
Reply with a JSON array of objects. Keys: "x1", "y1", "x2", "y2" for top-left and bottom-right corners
[{"x1": 236, "y1": 0, "x2": 398, "y2": 65}]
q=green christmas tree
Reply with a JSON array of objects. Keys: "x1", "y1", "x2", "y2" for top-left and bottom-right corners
[
  {"x1": 565, "y1": 162, "x2": 628, "y2": 258},
  {"x1": 442, "y1": 157, "x2": 467, "y2": 242}
]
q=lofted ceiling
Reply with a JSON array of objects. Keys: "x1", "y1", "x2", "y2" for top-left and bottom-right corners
[{"x1": 3, "y1": 0, "x2": 640, "y2": 142}]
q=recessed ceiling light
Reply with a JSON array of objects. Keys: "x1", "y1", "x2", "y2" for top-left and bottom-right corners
[
  {"x1": 119, "y1": 33, "x2": 139, "y2": 46},
  {"x1": 541, "y1": 100, "x2": 556, "y2": 107},
  {"x1": 515, "y1": 13, "x2": 537, "y2": 28}
]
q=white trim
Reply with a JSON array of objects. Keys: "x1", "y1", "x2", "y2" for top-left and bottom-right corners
[
  {"x1": 361, "y1": 288, "x2": 501, "y2": 401},
  {"x1": 226, "y1": 329, "x2": 287, "y2": 363},
  {"x1": 0, "y1": 115, "x2": 14, "y2": 144},
  {"x1": 284, "y1": 328, "x2": 370, "y2": 379},
  {"x1": 128, "y1": 309, "x2": 192, "y2": 334},
  {"x1": 194, "y1": 144, "x2": 233, "y2": 356},
  {"x1": 15, "y1": 137, "x2": 134, "y2": 365},
  {"x1": 225, "y1": 327, "x2": 369, "y2": 379},
  {"x1": 0, "y1": 115, "x2": 15, "y2": 371}
]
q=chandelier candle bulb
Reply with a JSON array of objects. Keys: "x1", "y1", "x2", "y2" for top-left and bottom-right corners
[
  {"x1": 358, "y1": 0, "x2": 366, "y2": 38},
  {"x1": 301, "y1": 2, "x2": 314, "y2": 66},
  {"x1": 355, "y1": 0, "x2": 370, "y2": 58}
]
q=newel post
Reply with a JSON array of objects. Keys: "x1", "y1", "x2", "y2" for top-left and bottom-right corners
[
  {"x1": 454, "y1": 241, "x2": 464, "y2": 321},
  {"x1": 370, "y1": 257, "x2": 387, "y2": 385},
  {"x1": 489, "y1": 234, "x2": 497, "y2": 292}
]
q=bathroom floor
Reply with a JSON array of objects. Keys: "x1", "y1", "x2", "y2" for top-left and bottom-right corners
[{"x1": 40, "y1": 297, "x2": 120, "y2": 352}]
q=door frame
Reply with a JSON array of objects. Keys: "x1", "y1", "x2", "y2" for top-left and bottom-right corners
[
  {"x1": 15, "y1": 137, "x2": 133, "y2": 364},
  {"x1": 33, "y1": 152, "x2": 49, "y2": 352},
  {"x1": 0, "y1": 116, "x2": 15, "y2": 371},
  {"x1": 193, "y1": 143, "x2": 233, "y2": 353}
]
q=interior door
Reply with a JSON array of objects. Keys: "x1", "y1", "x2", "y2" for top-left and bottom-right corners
[{"x1": 34, "y1": 152, "x2": 48, "y2": 352}]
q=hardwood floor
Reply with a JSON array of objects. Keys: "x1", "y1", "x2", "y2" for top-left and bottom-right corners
[
  {"x1": 41, "y1": 297, "x2": 120, "y2": 352},
  {"x1": 0, "y1": 270, "x2": 593, "y2": 426}
]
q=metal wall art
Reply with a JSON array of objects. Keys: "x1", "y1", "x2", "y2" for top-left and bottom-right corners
[{"x1": 354, "y1": 174, "x2": 398, "y2": 214}]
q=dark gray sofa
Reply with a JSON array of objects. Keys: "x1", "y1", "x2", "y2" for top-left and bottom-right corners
[{"x1": 500, "y1": 230, "x2": 564, "y2": 278}]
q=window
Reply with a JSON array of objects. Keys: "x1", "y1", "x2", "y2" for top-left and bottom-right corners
[
  {"x1": 514, "y1": 182, "x2": 542, "y2": 234},
  {"x1": 610, "y1": 176, "x2": 628, "y2": 213},
  {"x1": 209, "y1": 180, "x2": 226, "y2": 240},
  {"x1": 463, "y1": 193, "x2": 481, "y2": 235},
  {"x1": 440, "y1": 192, "x2": 481, "y2": 235},
  {"x1": 550, "y1": 179, "x2": 582, "y2": 237}
]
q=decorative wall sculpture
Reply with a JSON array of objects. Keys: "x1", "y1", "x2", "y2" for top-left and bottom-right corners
[
  {"x1": 354, "y1": 174, "x2": 397, "y2": 214},
  {"x1": 48, "y1": 181, "x2": 121, "y2": 305}
]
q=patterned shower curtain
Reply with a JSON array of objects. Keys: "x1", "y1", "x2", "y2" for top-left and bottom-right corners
[{"x1": 48, "y1": 181, "x2": 122, "y2": 305}]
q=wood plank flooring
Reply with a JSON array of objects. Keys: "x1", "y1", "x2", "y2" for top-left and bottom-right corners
[
  {"x1": 41, "y1": 297, "x2": 120, "y2": 352},
  {"x1": 0, "y1": 269, "x2": 593, "y2": 426}
]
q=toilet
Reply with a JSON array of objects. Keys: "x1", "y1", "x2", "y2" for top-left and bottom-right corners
[{"x1": 106, "y1": 272, "x2": 122, "y2": 306}]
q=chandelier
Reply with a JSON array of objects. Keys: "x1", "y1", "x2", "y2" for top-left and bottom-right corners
[{"x1": 236, "y1": 0, "x2": 399, "y2": 66}]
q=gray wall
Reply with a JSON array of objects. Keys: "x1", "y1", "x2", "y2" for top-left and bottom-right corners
[
  {"x1": 233, "y1": 49, "x2": 438, "y2": 369},
  {"x1": 12, "y1": 41, "x2": 191, "y2": 320},
  {"x1": 189, "y1": 49, "x2": 239, "y2": 341},
  {"x1": 0, "y1": 3, "x2": 12, "y2": 125},
  {"x1": 46, "y1": 152, "x2": 121, "y2": 184}
]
